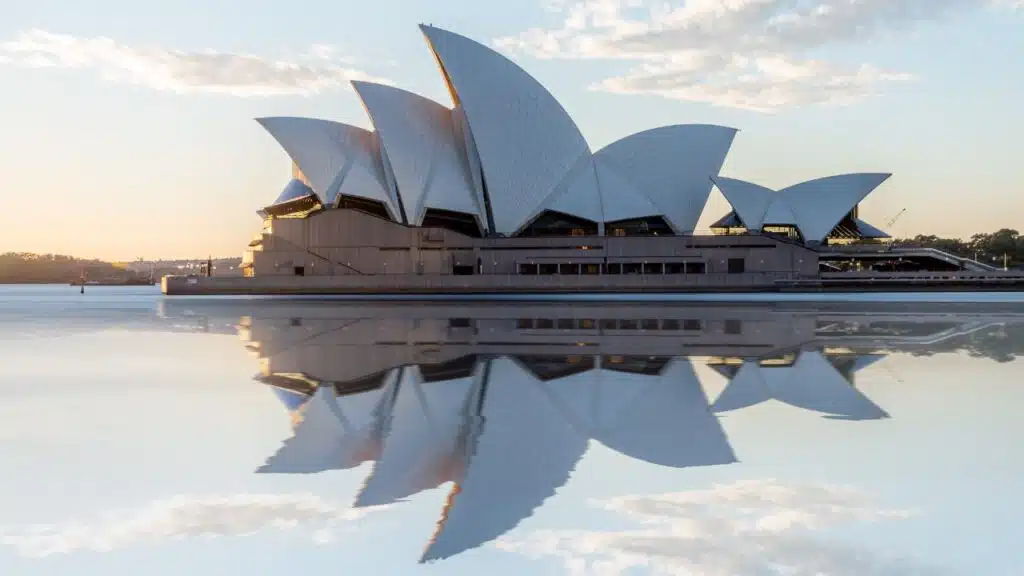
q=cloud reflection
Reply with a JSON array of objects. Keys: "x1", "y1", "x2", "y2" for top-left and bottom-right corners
[
  {"x1": 0, "y1": 493, "x2": 378, "y2": 558},
  {"x1": 499, "y1": 479, "x2": 937, "y2": 575}
]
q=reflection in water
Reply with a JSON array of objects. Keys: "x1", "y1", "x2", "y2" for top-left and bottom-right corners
[
  {"x1": 226, "y1": 303, "x2": 1024, "y2": 563},
  {"x1": 0, "y1": 494, "x2": 373, "y2": 558},
  {"x1": 499, "y1": 479, "x2": 935, "y2": 576},
  {"x1": 710, "y1": 352, "x2": 889, "y2": 420}
]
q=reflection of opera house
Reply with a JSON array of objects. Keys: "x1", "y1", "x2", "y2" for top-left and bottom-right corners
[
  {"x1": 162, "y1": 26, "x2": 1019, "y2": 295},
  {"x1": 240, "y1": 305, "x2": 962, "y2": 562}
]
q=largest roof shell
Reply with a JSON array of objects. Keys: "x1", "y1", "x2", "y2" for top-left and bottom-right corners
[{"x1": 420, "y1": 25, "x2": 592, "y2": 236}]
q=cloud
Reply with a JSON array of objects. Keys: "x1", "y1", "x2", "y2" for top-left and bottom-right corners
[
  {"x1": 0, "y1": 30, "x2": 389, "y2": 96},
  {"x1": 495, "y1": 0, "x2": 1015, "y2": 112},
  {"x1": 498, "y1": 479, "x2": 942, "y2": 575},
  {"x1": 0, "y1": 493, "x2": 382, "y2": 557}
]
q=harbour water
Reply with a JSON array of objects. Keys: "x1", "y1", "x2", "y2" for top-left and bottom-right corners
[{"x1": 1, "y1": 285, "x2": 1023, "y2": 575}]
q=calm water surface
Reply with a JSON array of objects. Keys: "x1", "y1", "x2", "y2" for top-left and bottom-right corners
[{"x1": 1, "y1": 285, "x2": 1023, "y2": 575}]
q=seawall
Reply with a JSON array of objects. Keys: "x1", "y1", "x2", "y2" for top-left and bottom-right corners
[{"x1": 162, "y1": 271, "x2": 1024, "y2": 296}]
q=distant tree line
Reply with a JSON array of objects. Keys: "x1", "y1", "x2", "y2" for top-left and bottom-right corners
[
  {"x1": 0, "y1": 253, "x2": 245, "y2": 283},
  {"x1": 893, "y1": 228, "x2": 1023, "y2": 269},
  {"x1": 0, "y1": 252, "x2": 146, "y2": 284}
]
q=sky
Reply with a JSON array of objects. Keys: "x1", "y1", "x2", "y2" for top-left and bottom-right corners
[{"x1": 0, "y1": 0, "x2": 1021, "y2": 260}]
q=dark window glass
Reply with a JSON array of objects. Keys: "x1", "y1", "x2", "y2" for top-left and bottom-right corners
[
  {"x1": 520, "y1": 210, "x2": 599, "y2": 237},
  {"x1": 662, "y1": 319, "x2": 680, "y2": 330},
  {"x1": 604, "y1": 263, "x2": 622, "y2": 275},
  {"x1": 337, "y1": 196, "x2": 390, "y2": 219},
  {"x1": 557, "y1": 318, "x2": 575, "y2": 330},
  {"x1": 560, "y1": 263, "x2": 581, "y2": 275},
  {"x1": 599, "y1": 319, "x2": 617, "y2": 330},
  {"x1": 644, "y1": 263, "x2": 663, "y2": 275},
  {"x1": 727, "y1": 258, "x2": 746, "y2": 274},
  {"x1": 641, "y1": 319, "x2": 659, "y2": 330},
  {"x1": 422, "y1": 208, "x2": 482, "y2": 237},
  {"x1": 665, "y1": 263, "x2": 685, "y2": 274},
  {"x1": 517, "y1": 318, "x2": 534, "y2": 329},
  {"x1": 519, "y1": 263, "x2": 538, "y2": 275},
  {"x1": 686, "y1": 262, "x2": 707, "y2": 274},
  {"x1": 536, "y1": 318, "x2": 554, "y2": 329},
  {"x1": 539, "y1": 263, "x2": 559, "y2": 275},
  {"x1": 683, "y1": 319, "x2": 702, "y2": 331},
  {"x1": 603, "y1": 216, "x2": 673, "y2": 236},
  {"x1": 725, "y1": 319, "x2": 743, "y2": 334}
]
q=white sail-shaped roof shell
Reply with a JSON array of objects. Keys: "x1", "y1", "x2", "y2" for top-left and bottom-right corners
[
  {"x1": 257, "y1": 117, "x2": 401, "y2": 219},
  {"x1": 421, "y1": 357, "x2": 588, "y2": 561},
  {"x1": 593, "y1": 125, "x2": 737, "y2": 233},
  {"x1": 711, "y1": 352, "x2": 889, "y2": 420},
  {"x1": 420, "y1": 25, "x2": 591, "y2": 236},
  {"x1": 782, "y1": 173, "x2": 891, "y2": 242},
  {"x1": 543, "y1": 358, "x2": 735, "y2": 468},
  {"x1": 353, "y1": 82, "x2": 484, "y2": 229},
  {"x1": 712, "y1": 173, "x2": 891, "y2": 242},
  {"x1": 710, "y1": 176, "x2": 775, "y2": 230},
  {"x1": 537, "y1": 156, "x2": 604, "y2": 225},
  {"x1": 257, "y1": 372, "x2": 400, "y2": 474},
  {"x1": 354, "y1": 366, "x2": 479, "y2": 508},
  {"x1": 270, "y1": 178, "x2": 317, "y2": 206},
  {"x1": 854, "y1": 219, "x2": 891, "y2": 238}
]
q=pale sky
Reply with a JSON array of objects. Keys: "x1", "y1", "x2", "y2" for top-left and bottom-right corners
[{"x1": 0, "y1": 0, "x2": 1021, "y2": 260}]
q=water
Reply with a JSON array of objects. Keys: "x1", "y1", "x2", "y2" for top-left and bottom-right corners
[{"x1": 1, "y1": 284, "x2": 1023, "y2": 575}]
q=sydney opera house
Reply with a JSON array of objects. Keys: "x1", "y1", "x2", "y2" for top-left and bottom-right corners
[{"x1": 163, "y1": 25, "x2": 1015, "y2": 295}]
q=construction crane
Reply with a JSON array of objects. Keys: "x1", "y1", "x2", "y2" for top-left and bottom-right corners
[{"x1": 885, "y1": 208, "x2": 906, "y2": 231}]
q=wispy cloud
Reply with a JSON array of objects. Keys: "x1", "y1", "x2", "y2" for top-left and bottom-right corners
[
  {"x1": 495, "y1": 0, "x2": 1017, "y2": 112},
  {"x1": 0, "y1": 493, "x2": 382, "y2": 557},
  {"x1": 499, "y1": 479, "x2": 941, "y2": 575},
  {"x1": 0, "y1": 30, "x2": 389, "y2": 96}
]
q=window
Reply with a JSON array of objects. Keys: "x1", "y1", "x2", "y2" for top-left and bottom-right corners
[
  {"x1": 519, "y1": 263, "x2": 538, "y2": 275},
  {"x1": 727, "y1": 258, "x2": 746, "y2": 274},
  {"x1": 557, "y1": 318, "x2": 574, "y2": 330},
  {"x1": 453, "y1": 265, "x2": 475, "y2": 275},
  {"x1": 293, "y1": 266, "x2": 305, "y2": 276},
  {"x1": 517, "y1": 318, "x2": 534, "y2": 329},
  {"x1": 641, "y1": 319, "x2": 659, "y2": 330},
  {"x1": 644, "y1": 263, "x2": 663, "y2": 275},
  {"x1": 560, "y1": 263, "x2": 581, "y2": 275},
  {"x1": 686, "y1": 262, "x2": 707, "y2": 274},
  {"x1": 623, "y1": 263, "x2": 642, "y2": 275},
  {"x1": 449, "y1": 318, "x2": 472, "y2": 328},
  {"x1": 665, "y1": 263, "x2": 685, "y2": 274},
  {"x1": 662, "y1": 319, "x2": 680, "y2": 330},
  {"x1": 539, "y1": 263, "x2": 559, "y2": 275},
  {"x1": 683, "y1": 319, "x2": 702, "y2": 331},
  {"x1": 599, "y1": 319, "x2": 617, "y2": 330},
  {"x1": 725, "y1": 319, "x2": 743, "y2": 335},
  {"x1": 583, "y1": 264, "x2": 601, "y2": 275},
  {"x1": 578, "y1": 319, "x2": 596, "y2": 329},
  {"x1": 536, "y1": 318, "x2": 554, "y2": 329},
  {"x1": 618, "y1": 320, "x2": 638, "y2": 330},
  {"x1": 604, "y1": 263, "x2": 622, "y2": 275},
  {"x1": 604, "y1": 216, "x2": 673, "y2": 236}
]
